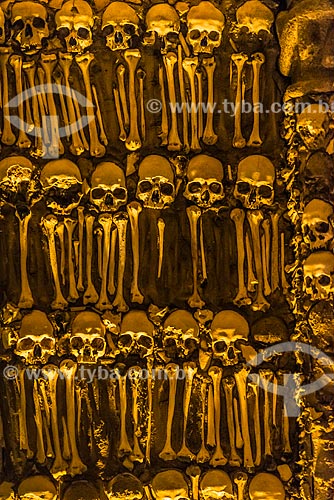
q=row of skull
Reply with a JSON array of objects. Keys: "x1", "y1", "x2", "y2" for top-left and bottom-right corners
[
  {"x1": 0, "y1": 0, "x2": 275, "y2": 56},
  {"x1": 2, "y1": 471, "x2": 286, "y2": 500}
]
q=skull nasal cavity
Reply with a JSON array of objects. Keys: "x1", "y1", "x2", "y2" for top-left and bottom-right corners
[
  {"x1": 115, "y1": 31, "x2": 123, "y2": 43},
  {"x1": 228, "y1": 346, "x2": 235, "y2": 359},
  {"x1": 152, "y1": 189, "x2": 160, "y2": 203},
  {"x1": 201, "y1": 189, "x2": 210, "y2": 202},
  {"x1": 69, "y1": 36, "x2": 77, "y2": 46},
  {"x1": 201, "y1": 36, "x2": 208, "y2": 46},
  {"x1": 105, "y1": 193, "x2": 113, "y2": 205},
  {"x1": 25, "y1": 23, "x2": 33, "y2": 38},
  {"x1": 34, "y1": 344, "x2": 42, "y2": 358}
]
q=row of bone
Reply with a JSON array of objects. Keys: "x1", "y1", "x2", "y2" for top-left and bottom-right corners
[
  {"x1": 6, "y1": 471, "x2": 286, "y2": 500},
  {"x1": 3, "y1": 0, "x2": 274, "y2": 56},
  {"x1": 15, "y1": 357, "x2": 290, "y2": 476}
]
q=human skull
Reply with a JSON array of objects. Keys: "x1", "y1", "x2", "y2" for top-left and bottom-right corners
[
  {"x1": 151, "y1": 470, "x2": 189, "y2": 500},
  {"x1": 0, "y1": 156, "x2": 39, "y2": 209},
  {"x1": 89, "y1": 162, "x2": 127, "y2": 212},
  {"x1": 183, "y1": 154, "x2": 224, "y2": 209},
  {"x1": 163, "y1": 310, "x2": 199, "y2": 359},
  {"x1": 105, "y1": 473, "x2": 143, "y2": 500},
  {"x1": 11, "y1": 1, "x2": 49, "y2": 55},
  {"x1": 304, "y1": 152, "x2": 334, "y2": 200},
  {"x1": 145, "y1": 4, "x2": 180, "y2": 53},
  {"x1": 40, "y1": 159, "x2": 83, "y2": 215},
  {"x1": 234, "y1": 155, "x2": 275, "y2": 210},
  {"x1": 236, "y1": 1, "x2": 274, "y2": 34},
  {"x1": 70, "y1": 311, "x2": 106, "y2": 363},
  {"x1": 297, "y1": 104, "x2": 331, "y2": 151},
  {"x1": 303, "y1": 251, "x2": 334, "y2": 301},
  {"x1": 200, "y1": 470, "x2": 233, "y2": 500},
  {"x1": 136, "y1": 155, "x2": 175, "y2": 209},
  {"x1": 62, "y1": 481, "x2": 100, "y2": 500},
  {"x1": 186, "y1": 1, "x2": 225, "y2": 55},
  {"x1": 55, "y1": 0, "x2": 94, "y2": 54},
  {"x1": 302, "y1": 199, "x2": 334, "y2": 250},
  {"x1": 18, "y1": 476, "x2": 56, "y2": 500},
  {"x1": 118, "y1": 311, "x2": 154, "y2": 358},
  {"x1": 249, "y1": 473, "x2": 285, "y2": 500},
  {"x1": 102, "y1": 2, "x2": 139, "y2": 51},
  {"x1": 14, "y1": 311, "x2": 55, "y2": 365},
  {"x1": 0, "y1": 8, "x2": 5, "y2": 45},
  {"x1": 210, "y1": 310, "x2": 249, "y2": 365}
]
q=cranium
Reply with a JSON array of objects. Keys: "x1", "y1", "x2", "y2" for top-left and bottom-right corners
[
  {"x1": 304, "y1": 152, "x2": 334, "y2": 200},
  {"x1": 183, "y1": 154, "x2": 225, "y2": 209},
  {"x1": 251, "y1": 316, "x2": 288, "y2": 344},
  {"x1": 0, "y1": 482, "x2": 14, "y2": 500},
  {"x1": 151, "y1": 470, "x2": 189, "y2": 500},
  {"x1": 186, "y1": 1, "x2": 225, "y2": 55},
  {"x1": 200, "y1": 470, "x2": 233, "y2": 500},
  {"x1": 118, "y1": 311, "x2": 154, "y2": 358},
  {"x1": 297, "y1": 104, "x2": 331, "y2": 151},
  {"x1": 62, "y1": 481, "x2": 100, "y2": 500},
  {"x1": 236, "y1": 1, "x2": 274, "y2": 34},
  {"x1": 136, "y1": 155, "x2": 176, "y2": 209},
  {"x1": 14, "y1": 310, "x2": 55, "y2": 365},
  {"x1": 70, "y1": 311, "x2": 106, "y2": 363},
  {"x1": 234, "y1": 155, "x2": 275, "y2": 210},
  {"x1": 0, "y1": 156, "x2": 40, "y2": 209},
  {"x1": 163, "y1": 310, "x2": 199, "y2": 359},
  {"x1": 303, "y1": 251, "x2": 334, "y2": 301},
  {"x1": 302, "y1": 199, "x2": 334, "y2": 250},
  {"x1": 102, "y1": 2, "x2": 139, "y2": 51},
  {"x1": 210, "y1": 310, "x2": 249, "y2": 365},
  {"x1": 0, "y1": 8, "x2": 5, "y2": 45},
  {"x1": 55, "y1": 0, "x2": 94, "y2": 54},
  {"x1": 308, "y1": 301, "x2": 334, "y2": 351},
  {"x1": 10, "y1": 1, "x2": 49, "y2": 55},
  {"x1": 249, "y1": 473, "x2": 285, "y2": 500},
  {"x1": 89, "y1": 162, "x2": 127, "y2": 212},
  {"x1": 40, "y1": 159, "x2": 83, "y2": 215},
  {"x1": 18, "y1": 476, "x2": 57, "y2": 500},
  {"x1": 105, "y1": 473, "x2": 143, "y2": 500},
  {"x1": 145, "y1": 4, "x2": 180, "y2": 53}
]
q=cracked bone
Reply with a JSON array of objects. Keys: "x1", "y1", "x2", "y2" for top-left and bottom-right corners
[
  {"x1": 186, "y1": 465, "x2": 200, "y2": 500},
  {"x1": 186, "y1": 205, "x2": 205, "y2": 309},
  {"x1": 178, "y1": 45, "x2": 189, "y2": 150},
  {"x1": 261, "y1": 232, "x2": 271, "y2": 297},
  {"x1": 231, "y1": 53, "x2": 248, "y2": 148},
  {"x1": 159, "y1": 363, "x2": 179, "y2": 461},
  {"x1": 42, "y1": 215, "x2": 68, "y2": 310},
  {"x1": 137, "y1": 68, "x2": 146, "y2": 141},
  {"x1": 248, "y1": 373, "x2": 261, "y2": 466},
  {"x1": 124, "y1": 49, "x2": 142, "y2": 151},
  {"x1": 115, "y1": 365, "x2": 132, "y2": 457},
  {"x1": 246, "y1": 231, "x2": 257, "y2": 292},
  {"x1": 177, "y1": 362, "x2": 197, "y2": 460},
  {"x1": 23, "y1": 60, "x2": 45, "y2": 155},
  {"x1": 16, "y1": 210, "x2": 34, "y2": 309},
  {"x1": 231, "y1": 208, "x2": 251, "y2": 306},
  {"x1": 158, "y1": 65, "x2": 168, "y2": 146},
  {"x1": 113, "y1": 87, "x2": 127, "y2": 142},
  {"x1": 117, "y1": 64, "x2": 130, "y2": 129},
  {"x1": 270, "y1": 213, "x2": 280, "y2": 292},
  {"x1": 83, "y1": 214, "x2": 99, "y2": 304},
  {"x1": 112, "y1": 213, "x2": 129, "y2": 312},
  {"x1": 233, "y1": 471, "x2": 248, "y2": 500},
  {"x1": 163, "y1": 52, "x2": 182, "y2": 150},
  {"x1": 55, "y1": 221, "x2": 66, "y2": 286},
  {"x1": 60, "y1": 360, "x2": 87, "y2": 476},
  {"x1": 247, "y1": 52, "x2": 265, "y2": 147},
  {"x1": 33, "y1": 379, "x2": 46, "y2": 464},
  {"x1": 247, "y1": 210, "x2": 270, "y2": 311},
  {"x1": 92, "y1": 85, "x2": 108, "y2": 146},
  {"x1": 0, "y1": 48, "x2": 15, "y2": 145},
  {"x1": 202, "y1": 57, "x2": 218, "y2": 145},
  {"x1": 233, "y1": 397, "x2": 243, "y2": 449},
  {"x1": 64, "y1": 218, "x2": 79, "y2": 302},
  {"x1": 222, "y1": 377, "x2": 242, "y2": 467},
  {"x1": 96, "y1": 214, "x2": 113, "y2": 310},
  {"x1": 10, "y1": 55, "x2": 31, "y2": 149},
  {"x1": 183, "y1": 57, "x2": 200, "y2": 151},
  {"x1": 208, "y1": 366, "x2": 228, "y2": 466},
  {"x1": 196, "y1": 375, "x2": 211, "y2": 463},
  {"x1": 234, "y1": 366, "x2": 254, "y2": 471},
  {"x1": 157, "y1": 217, "x2": 165, "y2": 280},
  {"x1": 76, "y1": 207, "x2": 85, "y2": 292},
  {"x1": 127, "y1": 201, "x2": 144, "y2": 303},
  {"x1": 129, "y1": 366, "x2": 144, "y2": 463}
]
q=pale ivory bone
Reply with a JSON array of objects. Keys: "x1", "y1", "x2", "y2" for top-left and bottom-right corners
[
  {"x1": 231, "y1": 208, "x2": 251, "y2": 306},
  {"x1": 159, "y1": 363, "x2": 179, "y2": 461},
  {"x1": 247, "y1": 52, "x2": 265, "y2": 147},
  {"x1": 83, "y1": 214, "x2": 99, "y2": 304},
  {"x1": 231, "y1": 53, "x2": 248, "y2": 148},
  {"x1": 124, "y1": 49, "x2": 142, "y2": 151},
  {"x1": 208, "y1": 366, "x2": 227, "y2": 466},
  {"x1": 177, "y1": 362, "x2": 197, "y2": 460},
  {"x1": 186, "y1": 205, "x2": 205, "y2": 308},
  {"x1": 16, "y1": 210, "x2": 34, "y2": 309},
  {"x1": 127, "y1": 201, "x2": 144, "y2": 303}
]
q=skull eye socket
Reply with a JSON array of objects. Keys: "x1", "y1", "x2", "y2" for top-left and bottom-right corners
[
  {"x1": 57, "y1": 27, "x2": 70, "y2": 38},
  {"x1": 213, "y1": 341, "x2": 227, "y2": 353},
  {"x1": 258, "y1": 185, "x2": 273, "y2": 198},
  {"x1": 166, "y1": 32, "x2": 179, "y2": 43},
  {"x1": 318, "y1": 275, "x2": 331, "y2": 286},
  {"x1": 123, "y1": 24, "x2": 136, "y2": 35},
  {"x1": 77, "y1": 27, "x2": 90, "y2": 39},
  {"x1": 91, "y1": 338, "x2": 105, "y2": 351},
  {"x1": 164, "y1": 337, "x2": 177, "y2": 348},
  {"x1": 208, "y1": 31, "x2": 220, "y2": 41},
  {"x1": 237, "y1": 181, "x2": 250, "y2": 194},
  {"x1": 188, "y1": 181, "x2": 202, "y2": 193},
  {"x1": 137, "y1": 336, "x2": 153, "y2": 349},
  {"x1": 160, "y1": 182, "x2": 174, "y2": 196},
  {"x1": 189, "y1": 29, "x2": 201, "y2": 40},
  {"x1": 209, "y1": 182, "x2": 222, "y2": 194},
  {"x1": 91, "y1": 187, "x2": 107, "y2": 199},
  {"x1": 32, "y1": 17, "x2": 46, "y2": 29},
  {"x1": 119, "y1": 334, "x2": 132, "y2": 347},
  {"x1": 138, "y1": 180, "x2": 152, "y2": 193},
  {"x1": 102, "y1": 25, "x2": 114, "y2": 36},
  {"x1": 315, "y1": 222, "x2": 330, "y2": 233},
  {"x1": 40, "y1": 338, "x2": 55, "y2": 350},
  {"x1": 17, "y1": 337, "x2": 35, "y2": 350},
  {"x1": 305, "y1": 276, "x2": 312, "y2": 287},
  {"x1": 70, "y1": 336, "x2": 85, "y2": 350},
  {"x1": 13, "y1": 19, "x2": 25, "y2": 31},
  {"x1": 113, "y1": 187, "x2": 127, "y2": 200}
]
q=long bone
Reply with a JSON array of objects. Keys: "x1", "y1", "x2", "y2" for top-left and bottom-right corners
[
  {"x1": 23, "y1": 75, "x2": 34, "y2": 133},
  {"x1": 60, "y1": 360, "x2": 87, "y2": 476},
  {"x1": 178, "y1": 45, "x2": 189, "y2": 150},
  {"x1": 113, "y1": 87, "x2": 127, "y2": 142},
  {"x1": 16, "y1": 210, "x2": 34, "y2": 309},
  {"x1": 92, "y1": 85, "x2": 108, "y2": 146},
  {"x1": 183, "y1": 57, "x2": 200, "y2": 151},
  {"x1": 42, "y1": 215, "x2": 68, "y2": 310},
  {"x1": 270, "y1": 213, "x2": 280, "y2": 292},
  {"x1": 64, "y1": 218, "x2": 79, "y2": 302},
  {"x1": 114, "y1": 365, "x2": 132, "y2": 457},
  {"x1": 196, "y1": 68, "x2": 203, "y2": 140},
  {"x1": 231, "y1": 208, "x2": 251, "y2": 306},
  {"x1": 10, "y1": 55, "x2": 31, "y2": 149},
  {"x1": 177, "y1": 362, "x2": 197, "y2": 460},
  {"x1": 157, "y1": 217, "x2": 165, "y2": 280},
  {"x1": 207, "y1": 384, "x2": 215, "y2": 448},
  {"x1": 234, "y1": 366, "x2": 254, "y2": 471},
  {"x1": 23, "y1": 60, "x2": 45, "y2": 155},
  {"x1": 137, "y1": 69, "x2": 146, "y2": 141},
  {"x1": 222, "y1": 376, "x2": 242, "y2": 467},
  {"x1": 187, "y1": 465, "x2": 201, "y2": 500},
  {"x1": 259, "y1": 369, "x2": 275, "y2": 469},
  {"x1": 58, "y1": 53, "x2": 85, "y2": 155},
  {"x1": 233, "y1": 397, "x2": 243, "y2": 449},
  {"x1": 37, "y1": 67, "x2": 48, "y2": 113},
  {"x1": 33, "y1": 379, "x2": 46, "y2": 464},
  {"x1": 0, "y1": 48, "x2": 15, "y2": 145},
  {"x1": 163, "y1": 52, "x2": 182, "y2": 150},
  {"x1": 262, "y1": 218, "x2": 271, "y2": 278},
  {"x1": 124, "y1": 49, "x2": 142, "y2": 151},
  {"x1": 112, "y1": 213, "x2": 129, "y2": 312},
  {"x1": 71, "y1": 86, "x2": 89, "y2": 151},
  {"x1": 186, "y1": 205, "x2": 205, "y2": 309},
  {"x1": 145, "y1": 357, "x2": 154, "y2": 465},
  {"x1": 117, "y1": 64, "x2": 129, "y2": 129},
  {"x1": 247, "y1": 52, "x2": 265, "y2": 147},
  {"x1": 18, "y1": 368, "x2": 33, "y2": 458},
  {"x1": 159, "y1": 363, "x2": 179, "y2": 461},
  {"x1": 108, "y1": 228, "x2": 117, "y2": 296},
  {"x1": 75, "y1": 53, "x2": 106, "y2": 157},
  {"x1": 36, "y1": 67, "x2": 51, "y2": 148},
  {"x1": 247, "y1": 210, "x2": 270, "y2": 311},
  {"x1": 245, "y1": 232, "x2": 256, "y2": 292},
  {"x1": 199, "y1": 218, "x2": 207, "y2": 281},
  {"x1": 129, "y1": 366, "x2": 144, "y2": 463},
  {"x1": 261, "y1": 232, "x2": 271, "y2": 297},
  {"x1": 197, "y1": 375, "x2": 211, "y2": 463},
  {"x1": 280, "y1": 233, "x2": 289, "y2": 293},
  {"x1": 54, "y1": 72, "x2": 70, "y2": 139},
  {"x1": 76, "y1": 207, "x2": 85, "y2": 292},
  {"x1": 248, "y1": 374, "x2": 261, "y2": 466},
  {"x1": 83, "y1": 214, "x2": 99, "y2": 304},
  {"x1": 96, "y1": 213, "x2": 113, "y2": 310},
  {"x1": 233, "y1": 472, "x2": 248, "y2": 500},
  {"x1": 158, "y1": 65, "x2": 168, "y2": 146},
  {"x1": 127, "y1": 201, "x2": 144, "y2": 303},
  {"x1": 202, "y1": 57, "x2": 218, "y2": 145},
  {"x1": 231, "y1": 53, "x2": 248, "y2": 148},
  {"x1": 208, "y1": 366, "x2": 228, "y2": 466},
  {"x1": 96, "y1": 226, "x2": 103, "y2": 279},
  {"x1": 61, "y1": 415, "x2": 71, "y2": 460}
]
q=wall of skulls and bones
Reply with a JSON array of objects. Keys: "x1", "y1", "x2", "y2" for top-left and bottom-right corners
[{"x1": 0, "y1": 0, "x2": 333, "y2": 498}]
